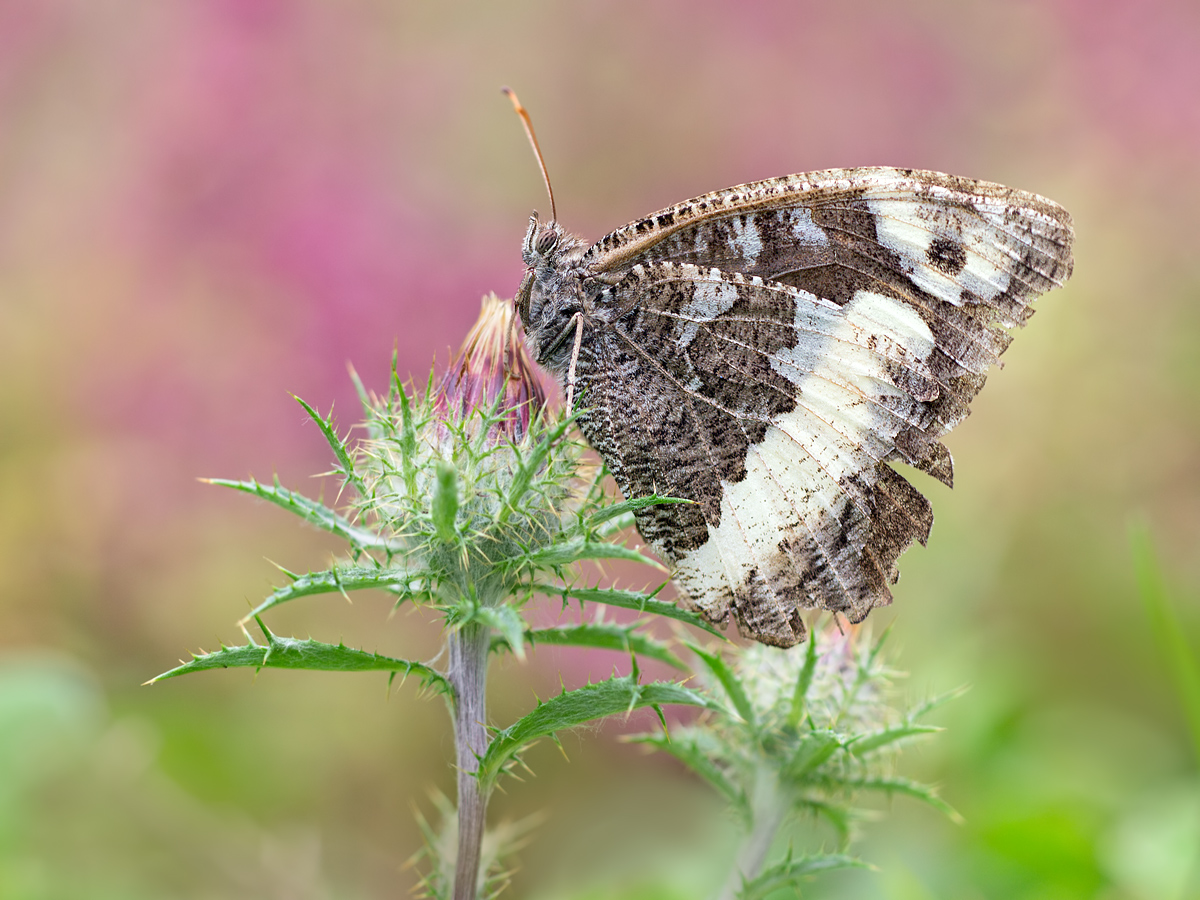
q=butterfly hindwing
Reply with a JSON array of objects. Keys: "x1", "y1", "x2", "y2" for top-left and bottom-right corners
[
  {"x1": 519, "y1": 167, "x2": 1075, "y2": 646},
  {"x1": 570, "y1": 264, "x2": 949, "y2": 645}
]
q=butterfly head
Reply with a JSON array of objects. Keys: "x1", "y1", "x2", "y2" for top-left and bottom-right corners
[
  {"x1": 520, "y1": 213, "x2": 557, "y2": 261},
  {"x1": 516, "y1": 212, "x2": 589, "y2": 376}
]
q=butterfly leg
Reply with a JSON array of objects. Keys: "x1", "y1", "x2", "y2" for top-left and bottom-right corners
[{"x1": 565, "y1": 311, "x2": 584, "y2": 411}]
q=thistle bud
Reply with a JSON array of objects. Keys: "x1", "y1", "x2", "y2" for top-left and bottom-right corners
[
  {"x1": 354, "y1": 293, "x2": 576, "y2": 603},
  {"x1": 435, "y1": 293, "x2": 546, "y2": 443}
]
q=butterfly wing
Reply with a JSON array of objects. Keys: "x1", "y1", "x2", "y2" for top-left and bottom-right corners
[
  {"x1": 586, "y1": 167, "x2": 1073, "y2": 419},
  {"x1": 572, "y1": 169, "x2": 1073, "y2": 646}
]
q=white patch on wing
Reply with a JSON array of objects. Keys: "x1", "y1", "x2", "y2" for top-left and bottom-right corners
[
  {"x1": 869, "y1": 199, "x2": 936, "y2": 254},
  {"x1": 677, "y1": 413, "x2": 857, "y2": 615},
  {"x1": 676, "y1": 518, "x2": 741, "y2": 618},
  {"x1": 781, "y1": 207, "x2": 828, "y2": 246},
  {"x1": 772, "y1": 289, "x2": 934, "y2": 403},
  {"x1": 843, "y1": 290, "x2": 935, "y2": 356},
  {"x1": 676, "y1": 285, "x2": 937, "y2": 607},
  {"x1": 729, "y1": 216, "x2": 763, "y2": 264},
  {"x1": 959, "y1": 246, "x2": 1011, "y2": 301},
  {"x1": 868, "y1": 198, "x2": 1012, "y2": 306},
  {"x1": 677, "y1": 278, "x2": 740, "y2": 347}
]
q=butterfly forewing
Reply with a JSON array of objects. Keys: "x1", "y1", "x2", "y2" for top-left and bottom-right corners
[{"x1": 521, "y1": 167, "x2": 1074, "y2": 646}]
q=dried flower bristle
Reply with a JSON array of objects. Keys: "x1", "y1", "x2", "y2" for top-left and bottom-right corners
[{"x1": 435, "y1": 293, "x2": 546, "y2": 442}]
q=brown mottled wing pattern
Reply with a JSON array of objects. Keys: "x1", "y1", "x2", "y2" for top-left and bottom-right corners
[{"x1": 569, "y1": 168, "x2": 1073, "y2": 647}]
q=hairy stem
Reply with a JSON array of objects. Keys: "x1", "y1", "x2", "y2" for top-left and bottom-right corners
[
  {"x1": 715, "y1": 769, "x2": 786, "y2": 900},
  {"x1": 449, "y1": 620, "x2": 491, "y2": 900}
]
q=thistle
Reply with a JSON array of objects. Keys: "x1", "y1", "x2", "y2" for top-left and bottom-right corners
[
  {"x1": 634, "y1": 628, "x2": 962, "y2": 900},
  {"x1": 151, "y1": 294, "x2": 715, "y2": 900}
]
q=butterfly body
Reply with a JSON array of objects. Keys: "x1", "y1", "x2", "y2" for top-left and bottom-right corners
[{"x1": 516, "y1": 168, "x2": 1074, "y2": 647}]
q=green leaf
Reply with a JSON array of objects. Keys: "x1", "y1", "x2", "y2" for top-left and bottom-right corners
[
  {"x1": 203, "y1": 476, "x2": 400, "y2": 552},
  {"x1": 501, "y1": 624, "x2": 686, "y2": 670},
  {"x1": 787, "y1": 628, "x2": 820, "y2": 729},
  {"x1": 793, "y1": 797, "x2": 853, "y2": 848},
  {"x1": 347, "y1": 363, "x2": 383, "y2": 442},
  {"x1": 148, "y1": 627, "x2": 450, "y2": 696},
  {"x1": 859, "y1": 625, "x2": 893, "y2": 678},
  {"x1": 476, "y1": 676, "x2": 713, "y2": 788},
  {"x1": 842, "y1": 775, "x2": 963, "y2": 823},
  {"x1": 294, "y1": 395, "x2": 368, "y2": 499},
  {"x1": 396, "y1": 383, "x2": 420, "y2": 498},
  {"x1": 584, "y1": 494, "x2": 692, "y2": 530},
  {"x1": 470, "y1": 604, "x2": 528, "y2": 660},
  {"x1": 242, "y1": 564, "x2": 421, "y2": 619},
  {"x1": 737, "y1": 851, "x2": 867, "y2": 900},
  {"x1": 907, "y1": 684, "x2": 970, "y2": 722},
  {"x1": 432, "y1": 461, "x2": 459, "y2": 543},
  {"x1": 543, "y1": 584, "x2": 724, "y2": 637},
  {"x1": 575, "y1": 458, "x2": 611, "y2": 512},
  {"x1": 592, "y1": 511, "x2": 636, "y2": 540},
  {"x1": 688, "y1": 644, "x2": 756, "y2": 727},
  {"x1": 783, "y1": 729, "x2": 843, "y2": 779},
  {"x1": 1132, "y1": 523, "x2": 1200, "y2": 766},
  {"x1": 499, "y1": 414, "x2": 575, "y2": 525},
  {"x1": 846, "y1": 724, "x2": 941, "y2": 756},
  {"x1": 505, "y1": 539, "x2": 665, "y2": 571}
]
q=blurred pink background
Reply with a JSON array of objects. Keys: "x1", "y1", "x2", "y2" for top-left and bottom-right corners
[{"x1": 2, "y1": 1, "x2": 1198, "y2": 898}]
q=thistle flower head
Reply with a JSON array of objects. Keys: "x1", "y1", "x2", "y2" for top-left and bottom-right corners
[
  {"x1": 346, "y1": 294, "x2": 583, "y2": 613},
  {"x1": 434, "y1": 293, "x2": 546, "y2": 443},
  {"x1": 735, "y1": 627, "x2": 891, "y2": 736},
  {"x1": 638, "y1": 626, "x2": 955, "y2": 849}
]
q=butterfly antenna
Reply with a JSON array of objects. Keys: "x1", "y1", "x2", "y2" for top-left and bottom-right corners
[{"x1": 502, "y1": 87, "x2": 557, "y2": 222}]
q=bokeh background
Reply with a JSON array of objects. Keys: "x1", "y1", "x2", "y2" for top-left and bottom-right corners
[{"x1": 2, "y1": 1, "x2": 1198, "y2": 898}]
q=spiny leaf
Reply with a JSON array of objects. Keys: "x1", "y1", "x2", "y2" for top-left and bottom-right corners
[
  {"x1": 347, "y1": 363, "x2": 383, "y2": 442},
  {"x1": 737, "y1": 851, "x2": 868, "y2": 900},
  {"x1": 861, "y1": 625, "x2": 893, "y2": 673},
  {"x1": 499, "y1": 413, "x2": 575, "y2": 526},
  {"x1": 204, "y1": 476, "x2": 399, "y2": 552},
  {"x1": 584, "y1": 494, "x2": 693, "y2": 530},
  {"x1": 476, "y1": 676, "x2": 713, "y2": 788},
  {"x1": 847, "y1": 724, "x2": 941, "y2": 757},
  {"x1": 148, "y1": 631, "x2": 450, "y2": 696},
  {"x1": 294, "y1": 395, "x2": 367, "y2": 499},
  {"x1": 541, "y1": 584, "x2": 724, "y2": 638},
  {"x1": 593, "y1": 511, "x2": 636, "y2": 541},
  {"x1": 469, "y1": 604, "x2": 528, "y2": 660},
  {"x1": 783, "y1": 730, "x2": 843, "y2": 779},
  {"x1": 793, "y1": 797, "x2": 853, "y2": 848},
  {"x1": 432, "y1": 461, "x2": 459, "y2": 543},
  {"x1": 396, "y1": 381, "x2": 420, "y2": 498},
  {"x1": 503, "y1": 538, "x2": 666, "y2": 571},
  {"x1": 575, "y1": 459, "x2": 609, "y2": 512},
  {"x1": 496, "y1": 624, "x2": 686, "y2": 670},
  {"x1": 689, "y1": 644, "x2": 756, "y2": 727},
  {"x1": 241, "y1": 564, "x2": 420, "y2": 620},
  {"x1": 842, "y1": 775, "x2": 963, "y2": 823},
  {"x1": 788, "y1": 627, "x2": 820, "y2": 729},
  {"x1": 907, "y1": 684, "x2": 971, "y2": 722}
]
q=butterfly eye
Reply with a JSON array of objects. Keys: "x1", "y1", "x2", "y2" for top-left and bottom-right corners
[{"x1": 534, "y1": 227, "x2": 559, "y2": 254}]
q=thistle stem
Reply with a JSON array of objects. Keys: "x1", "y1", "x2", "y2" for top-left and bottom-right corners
[
  {"x1": 715, "y1": 769, "x2": 786, "y2": 900},
  {"x1": 448, "y1": 620, "x2": 491, "y2": 900}
]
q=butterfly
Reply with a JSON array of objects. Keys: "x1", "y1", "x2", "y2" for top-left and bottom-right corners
[{"x1": 509, "y1": 111, "x2": 1074, "y2": 648}]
